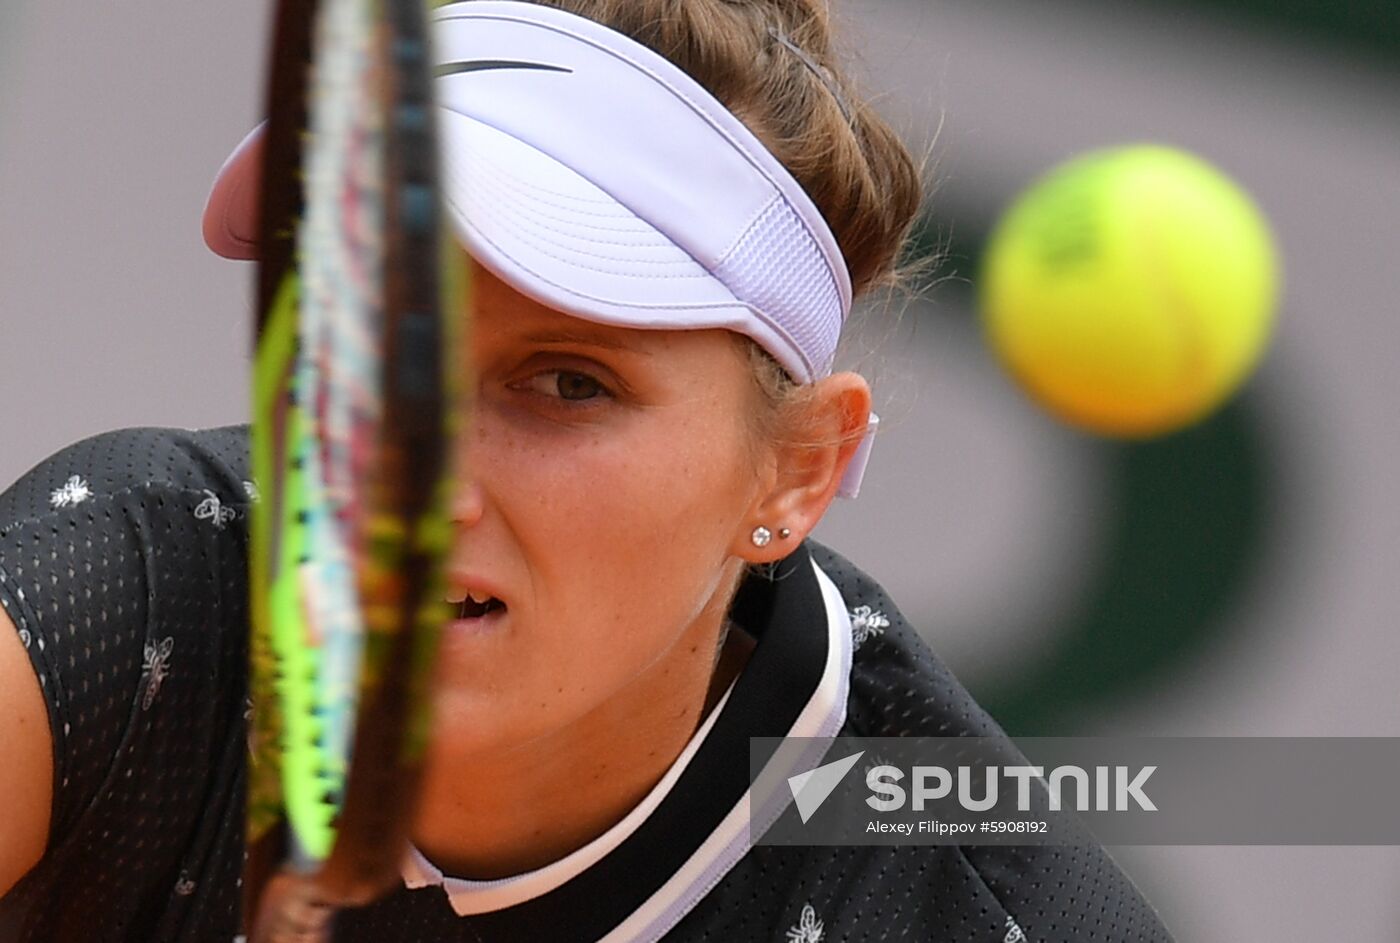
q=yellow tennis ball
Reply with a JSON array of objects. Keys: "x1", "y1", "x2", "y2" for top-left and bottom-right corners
[{"x1": 979, "y1": 145, "x2": 1279, "y2": 437}]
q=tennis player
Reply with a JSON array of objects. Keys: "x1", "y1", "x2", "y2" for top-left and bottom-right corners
[{"x1": 0, "y1": 2, "x2": 1174, "y2": 940}]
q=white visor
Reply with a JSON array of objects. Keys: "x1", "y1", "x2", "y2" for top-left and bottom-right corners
[{"x1": 203, "y1": 0, "x2": 877, "y2": 496}]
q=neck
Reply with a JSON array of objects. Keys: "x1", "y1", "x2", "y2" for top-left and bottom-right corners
[{"x1": 411, "y1": 601, "x2": 755, "y2": 880}]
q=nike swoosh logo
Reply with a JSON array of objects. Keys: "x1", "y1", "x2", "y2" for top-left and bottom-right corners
[{"x1": 435, "y1": 59, "x2": 573, "y2": 78}]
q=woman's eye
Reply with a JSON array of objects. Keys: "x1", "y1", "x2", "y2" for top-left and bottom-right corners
[{"x1": 520, "y1": 370, "x2": 609, "y2": 402}]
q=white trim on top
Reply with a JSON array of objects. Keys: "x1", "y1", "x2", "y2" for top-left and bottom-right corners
[
  {"x1": 400, "y1": 557, "x2": 853, "y2": 938},
  {"x1": 402, "y1": 680, "x2": 738, "y2": 915},
  {"x1": 596, "y1": 558, "x2": 853, "y2": 943}
]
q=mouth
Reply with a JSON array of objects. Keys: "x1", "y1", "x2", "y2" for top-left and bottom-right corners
[
  {"x1": 445, "y1": 585, "x2": 510, "y2": 637},
  {"x1": 456, "y1": 594, "x2": 506, "y2": 619},
  {"x1": 443, "y1": 566, "x2": 512, "y2": 641}
]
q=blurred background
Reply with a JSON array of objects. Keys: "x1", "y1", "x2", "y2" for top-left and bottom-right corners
[{"x1": 1, "y1": 0, "x2": 1397, "y2": 937}]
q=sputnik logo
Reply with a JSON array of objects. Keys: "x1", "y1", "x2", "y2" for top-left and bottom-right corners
[{"x1": 787, "y1": 751, "x2": 865, "y2": 824}]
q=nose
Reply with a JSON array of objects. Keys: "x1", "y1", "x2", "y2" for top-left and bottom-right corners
[
  {"x1": 451, "y1": 471, "x2": 485, "y2": 528},
  {"x1": 451, "y1": 476, "x2": 486, "y2": 528},
  {"x1": 449, "y1": 383, "x2": 488, "y2": 527}
]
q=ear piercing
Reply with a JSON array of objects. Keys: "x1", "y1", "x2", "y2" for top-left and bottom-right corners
[{"x1": 751, "y1": 526, "x2": 793, "y2": 548}]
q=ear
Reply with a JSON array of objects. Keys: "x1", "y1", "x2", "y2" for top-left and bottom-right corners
[{"x1": 736, "y1": 372, "x2": 872, "y2": 563}]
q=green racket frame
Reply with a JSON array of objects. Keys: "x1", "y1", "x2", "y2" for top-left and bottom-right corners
[{"x1": 245, "y1": 0, "x2": 464, "y2": 928}]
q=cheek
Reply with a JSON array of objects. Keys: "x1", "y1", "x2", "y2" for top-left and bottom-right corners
[
  {"x1": 488, "y1": 399, "x2": 752, "y2": 551},
  {"x1": 427, "y1": 361, "x2": 762, "y2": 759},
  {"x1": 483, "y1": 403, "x2": 752, "y2": 686}
]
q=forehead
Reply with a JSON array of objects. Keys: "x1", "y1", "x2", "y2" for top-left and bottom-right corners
[{"x1": 468, "y1": 256, "x2": 735, "y2": 361}]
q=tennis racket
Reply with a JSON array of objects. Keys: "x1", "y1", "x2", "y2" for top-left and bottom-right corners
[{"x1": 244, "y1": 0, "x2": 461, "y2": 938}]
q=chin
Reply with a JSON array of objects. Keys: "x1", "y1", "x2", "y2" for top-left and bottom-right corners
[{"x1": 425, "y1": 671, "x2": 577, "y2": 761}]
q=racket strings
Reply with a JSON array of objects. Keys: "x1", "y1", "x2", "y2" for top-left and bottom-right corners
[
  {"x1": 249, "y1": 0, "x2": 456, "y2": 917},
  {"x1": 286, "y1": 0, "x2": 390, "y2": 859}
]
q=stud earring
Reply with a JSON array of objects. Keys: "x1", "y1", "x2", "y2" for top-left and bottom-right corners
[
  {"x1": 751, "y1": 526, "x2": 773, "y2": 548},
  {"x1": 778, "y1": 528, "x2": 792, "y2": 540}
]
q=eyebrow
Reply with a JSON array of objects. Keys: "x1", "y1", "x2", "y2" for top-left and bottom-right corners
[{"x1": 520, "y1": 328, "x2": 653, "y2": 355}]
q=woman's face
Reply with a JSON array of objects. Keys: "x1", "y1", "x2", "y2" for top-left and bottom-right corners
[{"x1": 430, "y1": 258, "x2": 771, "y2": 758}]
